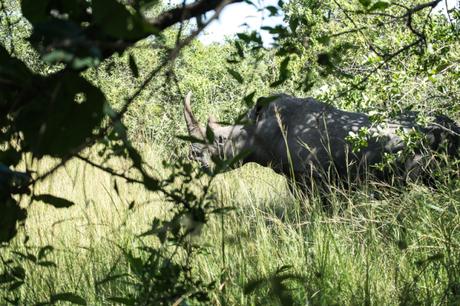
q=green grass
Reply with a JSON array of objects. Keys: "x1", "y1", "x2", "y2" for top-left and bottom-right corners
[{"x1": 1, "y1": 146, "x2": 460, "y2": 305}]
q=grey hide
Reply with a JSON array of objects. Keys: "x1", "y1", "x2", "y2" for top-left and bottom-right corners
[{"x1": 184, "y1": 92, "x2": 460, "y2": 187}]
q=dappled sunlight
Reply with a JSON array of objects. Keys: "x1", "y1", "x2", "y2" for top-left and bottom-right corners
[{"x1": 1, "y1": 0, "x2": 460, "y2": 304}]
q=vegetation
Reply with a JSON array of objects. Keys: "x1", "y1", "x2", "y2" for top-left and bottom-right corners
[{"x1": 0, "y1": 0, "x2": 459, "y2": 305}]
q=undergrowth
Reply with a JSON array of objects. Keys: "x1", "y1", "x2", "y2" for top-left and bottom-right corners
[{"x1": 1, "y1": 147, "x2": 459, "y2": 305}]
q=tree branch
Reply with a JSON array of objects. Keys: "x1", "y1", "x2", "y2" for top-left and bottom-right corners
[
  {"x1": 334, "y1": 39, "x2": 423, "y2": 99},
  {"x1": 401, "y1": 0, "x2": 442, "y2": 18},
  {"x1": 149, "y1": 0, "x2": 244, "y2": 31},
  {"x1": 75, "y1": 155, "x2": 144, "y2": 185}
]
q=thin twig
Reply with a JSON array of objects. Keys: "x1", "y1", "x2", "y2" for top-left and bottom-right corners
[
  {"x1": 75, "y1": 155, "x2": 144, "y2": 185},
  {"x1": 333, "y1": 39, "x2": 423, "y2": 100}
]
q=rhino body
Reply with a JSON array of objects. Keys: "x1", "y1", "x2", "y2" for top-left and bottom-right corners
[{"x1": 184, "y1": 93, "x2": 460, "y2": 190}]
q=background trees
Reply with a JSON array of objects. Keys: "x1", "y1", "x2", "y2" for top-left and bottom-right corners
[{"x1": 0, "y1": 0, "x2": 459, "y2": 304}]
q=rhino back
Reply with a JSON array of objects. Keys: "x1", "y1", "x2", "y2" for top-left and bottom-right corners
[{"x1": 250, "y1": 95, "x2": 417, "y2": 176}]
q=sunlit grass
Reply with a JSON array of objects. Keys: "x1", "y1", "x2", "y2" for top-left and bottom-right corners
[{"x1": 1, "y1": 146, "x2": 459, "y2": 305}]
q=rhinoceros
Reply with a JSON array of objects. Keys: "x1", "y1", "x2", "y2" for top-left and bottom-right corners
[{"x1": 183, "y1": 92, "x2": 460, "y2": 192}]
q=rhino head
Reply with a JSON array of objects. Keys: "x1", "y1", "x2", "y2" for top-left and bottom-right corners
[{"x1": 183, "y1": 92, "x2": 251, "y2": 170}]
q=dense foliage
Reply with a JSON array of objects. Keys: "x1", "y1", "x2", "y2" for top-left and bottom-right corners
[{"x1": 0, "y1": 0, "x2": 459, "y2": 304}]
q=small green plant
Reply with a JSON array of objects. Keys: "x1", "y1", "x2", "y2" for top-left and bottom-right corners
[
  {"x1": 345, "y1": 127, "x2": 370, "y2": 153},
  {"x1": 372, "y1": 151, "x2": 399, "y2": 172},
  {"x1": 396, "y1": 127, "x2": 426, "y2": 153}
]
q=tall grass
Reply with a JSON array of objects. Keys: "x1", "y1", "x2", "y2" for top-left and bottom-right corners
[{"x1": 1, "y1": 145, "x2": 459, "y2": 305}]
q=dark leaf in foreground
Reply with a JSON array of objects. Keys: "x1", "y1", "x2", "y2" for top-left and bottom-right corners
[
  {"x1": 369, "y1": 1, "x2": 390, "y2": 11},
  {"x1": 271, "y1": 56, "x2": 291, "y2": 87},
  {"x1": 106, "y1": 297, "x2": 135, "y2": 305},
  {"x1": 0, "y1": 198, "x2": 27, "y2": 243},
  {"x1": 50, "y1": 293, "x2": 87, "y2": 305},
  {"x1": 0, "y1": 273, "x2": 15, "y2": 284},
  {"x1": 34, "y1": 194, "x2": 75, "y2": 208},
  {"x1": 128, "y1": 53, "x2": 140, "y2": 78},
  {"x1": 243, "y1": 91, "x2": 256, "y2": 107},
  {"x1": 38, "y1": 245, "x2": 54, "y2": 260},
  {"x1": 227, "y1": 68, "x2": 244, "y2": 84},
  {"x1": 358, "y1": 0, "x2": 372, "y2": 8},
  {"x1": 20, "y1": 0, "x2": 50, "y2": 23}
]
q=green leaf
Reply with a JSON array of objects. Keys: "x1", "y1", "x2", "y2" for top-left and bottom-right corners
[
  {"x1": 289, "y1": 17, "x2": 299, "y2": 33},
  {"x1": 271, "y1": 56, "x2": 291, "y2": 87},
  {"x1": 358, "y1": 0, "x2": 372, "y2": 7},
  {"x1": 143, "y1": 175, "x2": 159, "y2": 191},
  {"x1": 317, "y1": 35, "x2": 330, "y2": 45},
  {"x1": 244, "y1": 0, "x2": 256, "y2": 7},
  {"x1": 12, "y1": 251, "x2": 37, "y2": 263},
  {"x1": 0, "y1": 148, "x2": 21, "y2": 167},
  {"x1": 261, "y1": 25, "x2": 287, "y2": 36},
  {"x1": 235, "y1": 41, "x2": 245, "y2": 59},
  {"x1": 11, "y1": 266, "x2": 25, "y2": 280},
  {"x1": 123, "y1": 250, "x2": 144, "y2": 277},
  {"x1": 37, "y1": 261, "x2": 57, "y2": 268},
  {"x1": 92, "y1": 0, "x2": 150, "y2": 39},
  {"x1": 369, "y1": 1, "x2": 390, "y2": 11},
  {"x1": 434, "y1": 62, "x2": 450, "y2": 74},
  {"x1": 42, "y1": 50, "x2": 74, "y2": 65},
  {"x1": 237, "y1": 31, "x2": 263, "y2": 47},
  {"x1": 0, "y1": 46, "x2": 34, "y2": 93},
  {"x1": 317, "y1": 52, "x2": 332, "y2": 66},
  {"x1": 226, "y1": 68, "x2": 244, "y2": 84},
  {"x1": 265, "y1": 5, "x2": 278, "y2": 16},
  {"x1": 244, "y1": 277, "x2": 266, "y2": 294},
  {"x1": 51, "y1": 293, "x2": 87, "y2": 305},
  {"x1": 21, "y1": 0, "x2": 50, "y2": 23},
  {"x1": 0, "y1": 197, "x2": 27, "y2": 243},
  {"x1": 96, "y1": 273, "x2": 130, "y2": 287},
  {"x1": 106, "y1": 297, "x2": 135, "y2": 305},
  {"x1": 8, "y1": 281, "x2": 24, "y2": 291},
  {"x1": 128, "y1": 53, "x2": 139, "y2": 78},
  {"x1": 397, "y1": 239, "x2": 408, "y2": 250},
  {"x1": 301, "y1": 68, "x2": 316, "y2": 91},
  {"x1": 34, "y1": 194, "x2": 75, "y2": 208},
  {"x1": 205, "y1": 125, "x2": 215, "y2": 143},
  {"x1": 0, "y1": 273, "x2": 15, "y2": 284},
  {"x1": 243, "y1": 91, "x2": 256, "y2": 107}
]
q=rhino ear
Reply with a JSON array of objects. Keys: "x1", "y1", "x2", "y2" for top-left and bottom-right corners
[
  {"x1": 184, "y1": 92, "x2": 204, "y2": 137},
  {"x1": 207, "y1": 115, "x2": 220, "y2": 130}
]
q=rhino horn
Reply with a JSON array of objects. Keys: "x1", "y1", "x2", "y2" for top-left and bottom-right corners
[{"x1": 184, "y1": 92, "x2": 203, "y2": 137}]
